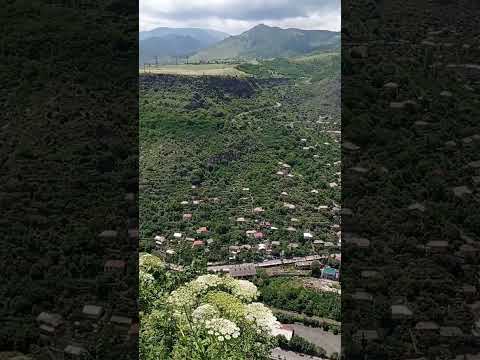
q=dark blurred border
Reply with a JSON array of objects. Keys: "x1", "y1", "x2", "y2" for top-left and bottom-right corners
[
  {"x1": 342, "y1": 0, "x2": 480, "y2": 359},
  {"x1": 0, "y1": 1, "x2": 139, "y2": 358}
]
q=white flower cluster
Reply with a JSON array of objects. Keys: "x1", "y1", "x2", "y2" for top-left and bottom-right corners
[
  {"x1": 139, "y1": 253, "x2": 164, "y2": 273},
  {"x1": 229, "y1": 279, "x2": 259, "y2": 302},
  {"x1": 244, "y1": 303, "x2": 280, "y2": 334},
  {"x1": 195, "y1": 274, "x2": 223, "y2": 289},
  {"x1": 192, "y1": 304, "x2": 219, "y2": 324},
  {"x1": 139, "y1": 270, "x2": 155, "y2": 285},
  {"x1": 205, "y1": 318, "x2": 240, "y2": 342}
]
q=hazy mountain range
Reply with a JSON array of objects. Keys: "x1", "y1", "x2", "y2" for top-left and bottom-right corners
[{"x1": 139, "y1": 25, "x2": 340, "y2": 65}]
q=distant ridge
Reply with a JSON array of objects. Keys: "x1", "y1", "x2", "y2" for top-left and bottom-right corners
[{"x1": 190, "y1": 24, "x2": 340, "y2": 62}]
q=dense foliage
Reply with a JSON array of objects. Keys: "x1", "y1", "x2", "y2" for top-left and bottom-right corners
[
  {"x1": 259, "y1": 278, "x2": 341, "y2": 321},
  {"x1": 140, "y1": 254, "x2": 279, "y2": 359}
]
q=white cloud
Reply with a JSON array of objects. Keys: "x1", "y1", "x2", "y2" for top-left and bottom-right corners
[{"x1": 140, "y1": 0, "x2": 340, "y2": 34}]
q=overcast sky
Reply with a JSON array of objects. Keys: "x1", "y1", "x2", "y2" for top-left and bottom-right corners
[{"x1": 140, "y1": 0, "x2": 340, "y2": 35}]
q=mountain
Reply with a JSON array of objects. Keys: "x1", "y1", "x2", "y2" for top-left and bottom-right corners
[
  {"x1": 139, "y1": 27, "x2": 230, "y2": 65},
  {"x1": 191, "y1": 24, "x2": 340, "y2": 62},
  {"x1": 140, "y1": 34, "x2": 204, "y2": 64}
]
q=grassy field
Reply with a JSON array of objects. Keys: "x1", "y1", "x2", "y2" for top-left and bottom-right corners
[{"x1": 139, "y1": 64, "x2": 249, "y2": 77}]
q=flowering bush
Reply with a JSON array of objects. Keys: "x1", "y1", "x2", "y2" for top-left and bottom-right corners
[{"x1": 140, "y1": 263, "x2": 278, "y2": 360}]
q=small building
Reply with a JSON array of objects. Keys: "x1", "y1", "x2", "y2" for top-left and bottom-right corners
[
  {"x1": 193, "y1": 240, "x2": 205, "y2": 247},
  {"x1": 258, "y1": 243, "x2": 267, "y2": 251},
  {"x1": 196, "y1": 227, "x2": 208, "y2": 234},
  {"x1": 254, "y1": 232, "x2": 264, "y2": 239},
  {"x1": 104, "y1": 259, "x2": 126, "y2": 274},
  {"x1": 228, "y1": 264, "x2": 257, "y2": 278},
  {"x1": 286, "y1": 226, "x2": 296, "y2": 232},
  {"x1": 246, "y1": 230, "x2": 256, "y2": 237},
  {"x1": 272, "y1": 324, "x2": 294, "y2": 341},
  {"x1": 352, "y1": 291, "x2": 373, "y2": 302},
  {"x1": 391, "y1": 304, "x2": 413, "y2": 320},
  {"x1": 183, "y1": 213, "x2": 192, "y2": 220},
  {"x1": 82, "y1": 305, "x2": 104, "y2": 320},
  {"x1": 321, "y1": 266, "x2": 338, "y2": 280},
  {"x1": 415, "y1": 321, "x2": 440, "y2": 335},
  {"x1": 440, "y1": 326, "x2": 463, "y2": 338},
  {"x1": 288, "y1": 243, "x2": 299, "y2": 249},
  {"x1": 173, "y1": 232, "x2": 182, "y2": 238},
  {"x1": 253, "y1": 207, "x2": 265, "y2": 213},
  {"x1": 271, "y1": 241, "x2": 281, "y2": 247},
  {"x1": 236, "y1": 217, "x2": 246, "y2": 222},
  {"x1": 98, "y1": 230, "x2": 117, "y2": 239},
  {"x1": 36, "y1": 312, "x2": 64, "y2": 338},
  {"x1": 303, "y1": 232, "x2": 313, "y2": 239},
  {"x1": 110, "y1": 315, "x2": 133, "y2": 329},
  {"x1": 295, "y1": 261, "x2": 313, "y2": 269},
  {"x1": 425, "y1": 240, "x2": 449, "y2": 253},
  {"x1": 64, "y1": 345, "x2": 87, "y2": 359}
]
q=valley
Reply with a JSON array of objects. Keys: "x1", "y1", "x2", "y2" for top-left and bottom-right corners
[{"x1": 139, "y1": 49, "x2": 341, "y2": 359}]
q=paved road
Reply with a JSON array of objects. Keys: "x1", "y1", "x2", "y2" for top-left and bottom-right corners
[
  {"x1": 271, "y1": 308, "x2": 341, "y2": 326},
  {"x1": 290, "y1": 324, "x2": 340, "y2": 357},
  {"x1": 270, "y1": 348, "x2": 326, "y2": 360}
]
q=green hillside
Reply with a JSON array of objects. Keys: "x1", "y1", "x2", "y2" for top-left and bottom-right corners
[{"x1": 190, "y1": 24, "x2": 340, "y2": 62}]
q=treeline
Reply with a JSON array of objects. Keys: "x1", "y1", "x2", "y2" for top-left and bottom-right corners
[{"x1": 259, "y1": 278, "x2": 341, "y2": 321}]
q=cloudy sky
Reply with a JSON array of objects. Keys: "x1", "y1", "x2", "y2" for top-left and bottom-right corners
[{"x1": 140, "y1": 0, "x2": 340, "y2": 35}]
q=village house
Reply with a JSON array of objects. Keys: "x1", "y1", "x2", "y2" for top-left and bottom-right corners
[
  {"x1": 303, "y1": 232, "x2": 313, "y2": 239},
  {"x1": 254, "y1": 232, "x2": 264, "y2": 239},
  {"x1": 196, "y1": 227, "x2": 208, "y2": 234},
  {"x1": 64, "y1": 345, "x2": 88, "y2": 359},
  {"x1": 283, "y1": 203, "x2": 296, "y2": 210},
  {"x1": 440, "y1": 326, "x2": 464, "y2": 338},
  {"x1": 246, "y1": 230, "x2": 256, "y2": 237},
  {"x1": 183, "y1": 213, "x2": 192, "y2": 220},
  {"x1": 82, "y1": 305, "x2": 104, "y2": 320},
  {"x1": 36, "y1": 312, "x2": 64, "y2": 340},
  {"x1": 286, "y1": 226, "x2": 297, "y2": 232},
  {"x1": 99, "y1": 230, "x2": 117, "y2": 239},
  {"x1": 271, "y1": 241, "x2": 281, "y2": 247},
  {"x1": 104, "y1": 259, "x2": 126, "y2": 274},
  {"x1": 192, "y1": 240, "x2": 205, "y2": 247},
  {"x1": 229, "y1": 264, "x2": 257, "y2": 278},
  {"x1": 258, "y1": 243, "x2": 267, "y2": 251},
  {"x1": 295, "y1": 261, "x2": 313, "y2": 270},
  {"x1": 352, "y1": 291, "x2": 373, "y2": 302},
  {"x1": 321, "y1": 266, "x2": 339, "y2": 280},
  {"x1": 391, "y1": 304, "x2": 413, "y2": 320},
  {"x1": 110, "y1": 315, "x2": 133, "y2": 332},
  {"x1": 272, "y1": 324, "x2": 294, "y2": 341},
  {"x1": 236, "y1": 217, "x2": 246, "y2": 222},
  {"x1": 415, "y1": 321, "x2": 440, "y2": 336},
  {"x1": 253, "y1": 207, "x2": 265, "y2": 213},
  {"x1": 229, "y1": 245, "x2": 240, "y2": 254},
  {"x1": 425, "y1": 240, "x2": 449, "y2": 253},
  {"x1": 173, "y1": 232, "x2": 182, "y2": 238}
]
